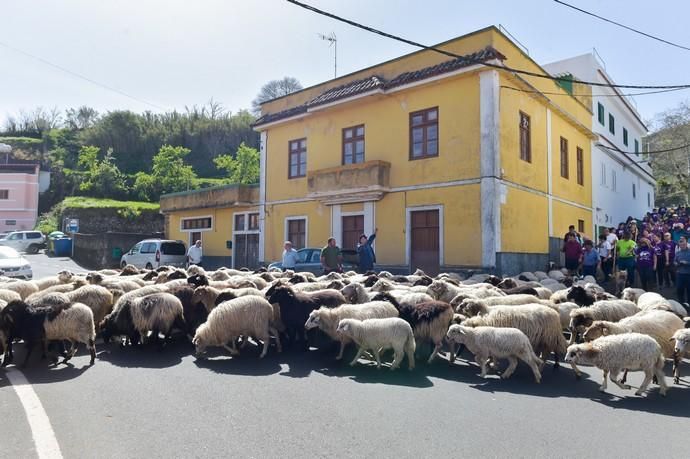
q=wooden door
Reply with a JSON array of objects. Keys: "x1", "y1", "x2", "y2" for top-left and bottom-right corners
[
  {"x1": 342, "y1": 215, "x2": 364, "y2": 250},
  {"x1": 410, "y1": 209, "x2": 440, "y2": 275},
  {"x1": 234, "y1": 233, "x2": 260, "y2": 269}
]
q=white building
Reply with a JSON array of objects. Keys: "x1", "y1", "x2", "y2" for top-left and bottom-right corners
[{"x1": 544, "y1": 53, "x2": 655, "y2": 234}]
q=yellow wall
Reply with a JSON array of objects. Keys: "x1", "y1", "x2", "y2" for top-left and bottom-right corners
[
  {"x1": 553, "y1": 200, "x2": 592, "y2": 241},
  {"x1": 264, "y1": 201, "x2": 330, "y2": 263},
  {"x1": 500, "y1": 186, "x2": 549, "y2": 253},
  {"x1": 550, "y1": 113, "x2": 592, "y2": 206},
  {"x1": 264, "y1": 73, "x2": 481, "y2": 202},
  {"x1": 167, "y1": 206, "x2": 256, "y2": 258}
]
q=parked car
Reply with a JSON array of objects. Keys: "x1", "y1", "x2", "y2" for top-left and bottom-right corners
[
  {"x1": 0, "y1": 230, "x2": 46, "y2": 254},
  {"x1": 268, "y1": 247, "x2": 359, "y2": 274},
  {"x1": 0, "y1": 246, "x2": 33, "y2": 280},
  {"x1": 120, "y1": 239, "x2": 187, "y2": 269}
]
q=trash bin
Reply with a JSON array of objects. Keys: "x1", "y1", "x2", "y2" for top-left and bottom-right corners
[
  {"x1": 53, "y1": 237, "x2": 72, "y2": 257},
  {"x1": 112, "y1": 247, "x2": 122, "y2": 260}
]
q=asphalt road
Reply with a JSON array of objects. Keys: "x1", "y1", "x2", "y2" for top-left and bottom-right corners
[
  {"x1": 1, "y1": 337, "x2": 689, "y2": 459},
  {"x1": 24, "y1": 252, "x2": 90, "y2": 279}
]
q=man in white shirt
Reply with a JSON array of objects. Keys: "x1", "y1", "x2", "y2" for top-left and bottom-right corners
[
  {"x1": 605, "y1": 227, "x2": 618, "y2": 247},
  {"x1": 187, "y1": 240, "x2": 203, "y2": 267},
  {"x1": 597, "y1": 234, "x2": 613, "y2": 282},
  {"x1": 282, "y1": 241, "x2": 299, "y2": 271}
]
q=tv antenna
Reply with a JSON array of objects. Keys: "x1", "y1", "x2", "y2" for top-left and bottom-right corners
[{"x1": 318, "y1": 32, "x2": 337, "y2": 78}]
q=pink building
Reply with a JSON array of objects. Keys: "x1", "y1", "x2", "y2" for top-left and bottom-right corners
[{"x1": 0, "y1": 162, "x2": 40, "y2": 232}]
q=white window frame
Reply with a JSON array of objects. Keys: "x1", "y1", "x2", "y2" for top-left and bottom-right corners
[
  {"x1": 284, "y1": 216, "x2": 309, "y2": 249},
  {"x1": 179, "y1": 215, "x2": 214, "y2": 232},
  {"x1": 232, "y1": 211, "x2": 261, "y2": 269},
  {"x1": 611, "y1": 170, "x2": 617, "y2": 191},
  {"x1": 600, "y1": 162, "x2": 606, "y2": 186},
  {"x1": 405, "y1": 204, "x2": 444, "y2": 267}
]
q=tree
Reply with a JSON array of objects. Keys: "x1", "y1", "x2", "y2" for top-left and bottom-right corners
[
  {"x1": 76, "y1": 146, "x2": 128, "y2": 199},
  {"x1": 647, "y1": 101, "x2": 690, "y2": 206},
  {"x1": 214, "y1": 142, "x2": 260, "y2": 185},
  {"x1": 251, "y1": 77, "x2": 303, "y2": 115},
  {"x1": 133, "y1": 145, "x2": 197, "y2": 200},
  {"x1": 64, "y1": 106, "x2": 100, "y2": 130}
]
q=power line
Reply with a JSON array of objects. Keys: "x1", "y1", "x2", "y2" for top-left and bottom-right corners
[
  {"x1": 501, "y1": 85, "x2": 688, "y2": 98},
  {"x1": 286, "y1": 0, "x2": 690, "y2": 90},
  {"x1": 554, "y1": 0, "x2": 690, "y2": 52},
  {"x1": 0, "y1": 39, "x2": 168, "y2": 111},
  {"x1": 597, "y1": 143, "x2": 690, "y2": 155}
]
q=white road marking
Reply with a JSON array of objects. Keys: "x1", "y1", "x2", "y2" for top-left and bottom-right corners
[{"x1": 5, "y1": 368, "x2": 63, "y2": 459}]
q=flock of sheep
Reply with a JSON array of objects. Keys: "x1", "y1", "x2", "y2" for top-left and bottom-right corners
[{"x1": 1, "y1": 265, "x2": 690, "y2": 398}]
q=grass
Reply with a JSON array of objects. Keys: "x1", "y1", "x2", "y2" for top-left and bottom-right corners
[
  {"x1": 0, "y1": 136, "x2": 43, "y2": 144},
  {"x1": 62, "y1": 196, "x2": 160, "y2": 211},
  {"x1": 193, "y1": 177, "x2": 227, "y2": 188}
]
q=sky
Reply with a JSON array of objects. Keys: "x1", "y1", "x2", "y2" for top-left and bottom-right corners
[{"x1": 1, "y1": 0, "x2": 689, "y2": 130}]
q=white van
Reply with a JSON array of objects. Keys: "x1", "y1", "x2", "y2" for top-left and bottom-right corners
[{"x1": 120, "y1": 239, "x2": 187, "y2": 269}]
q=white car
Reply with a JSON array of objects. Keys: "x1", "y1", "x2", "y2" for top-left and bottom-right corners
[
  {"x1": 120, "y1": 239, "x2": 187, "y2": 269},
  {"x1": 0, "y1": 246, "x2": 33, "y2": 280},
  {"x1": 0, "y1": 230, "x2": 46, "y2": 254}
]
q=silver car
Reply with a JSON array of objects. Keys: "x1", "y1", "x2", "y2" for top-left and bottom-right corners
[
  {"x1": 0, "y1": 246, "x2": 33, "y2": 280},
  {"x1": 120, "y1": 239, "x2": 187, "y2": 269}
]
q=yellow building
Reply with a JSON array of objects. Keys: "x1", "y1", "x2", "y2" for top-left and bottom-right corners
[{"x1": 162, "y1": 26, "x2": 595, "y2": 274}]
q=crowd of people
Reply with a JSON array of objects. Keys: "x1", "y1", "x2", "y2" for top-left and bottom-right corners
[{"x1": 564, "y1": 206, "x2": 690, "y2": 303}]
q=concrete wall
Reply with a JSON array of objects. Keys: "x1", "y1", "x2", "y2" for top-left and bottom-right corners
[
  {"x1": 72, "y1": 232, "x2": 164, "y2": 269},
  {"x1": 60, "y1": 207, "x2": 164, "y2": 235}
]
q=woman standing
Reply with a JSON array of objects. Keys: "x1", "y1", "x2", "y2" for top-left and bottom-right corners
[
  {"x1": 652, "y1": 233, "x2": 668, "y2": 290},
  {"x1": 635, "y1": 238, "x2": 656, "y2": 291},
  {"x1": 563, "y1": 233, "x2": 582, "y2": 276},
  {"x1": 675, "y1": 236, "x2": 690, "y2": 303},
  {"x1": 663, "y1": 232, "x2": 676, "y2": 288}
]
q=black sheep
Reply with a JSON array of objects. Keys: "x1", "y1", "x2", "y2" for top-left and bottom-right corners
[
  {"x1": 0, "y1": 300, "x2": 52, "y2": 367},
  {"x1": 167, "y1": 285, "x2": 209, "y2": 337},
  {"x1": 99, "y1": 303, "x2": 140, "y2": 346},
  {"x1": 363, "y1": 274, "x2": 379, "y2": 288},
  {"x1": 187, "y1": 274, "x2": 209, "y2": 287},
  {"x1": 166, "y1": 270, "x2": 187, "y2": 281},
  {"x1": 266, "y1": 284, "x2": 346, "y2": 348},
  {"x1": 501, "y1": 286, "x2": 539, "y2": 296},
  {"x1": 566, "y1": 285, "x2": 596, "y2": 306},
  {"x1": 413, "y1": 275, "x2": 434, "y2": 287},
  {"x1": 214, "y1": 291, "x2": 238, "y2": 306}
]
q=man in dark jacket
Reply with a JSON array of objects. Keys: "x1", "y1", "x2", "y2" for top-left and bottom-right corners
[{"x1": 357, "y1": 228, "x2": 378, "y2": 273}]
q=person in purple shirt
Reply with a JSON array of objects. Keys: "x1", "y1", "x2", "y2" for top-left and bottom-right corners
[
  {"x1": 652, "y1": 233, "x2": 668, "y2": 290},
  {"x1": 562, "y1": 233, "x2": 582, "y2": 275},
  {"x1": 635, "y1": 238, "x2": 656, "y2": 291},
  {"x1": 663, "y1": 232, "x2": 676, "y2": 288}
]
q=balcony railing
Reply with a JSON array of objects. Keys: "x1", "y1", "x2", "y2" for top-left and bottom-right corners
[
  {"x1": 160, "y1": 184, "x2": 259, "y2": 213},
  {"x1": 307, "y1": 160, "x2": 391, "y2": 204}
]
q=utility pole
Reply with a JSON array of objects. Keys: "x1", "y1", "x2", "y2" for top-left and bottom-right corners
[{"x1": 318, "y1": 32, "x2": 337, "y2": 78}]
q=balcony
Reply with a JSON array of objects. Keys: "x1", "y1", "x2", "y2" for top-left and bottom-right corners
[
  {"x1": 307, "y1": 160, "x2": 391, "y2": 205},
  {"x1": 160, "y1": 184, "x2": 259, "y2": 213}
]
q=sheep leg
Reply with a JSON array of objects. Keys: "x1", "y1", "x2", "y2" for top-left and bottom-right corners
[
  {"x1": 570, "y1": 360, "x2": 583, "y2": 380},
  {"x1": 568, "y1": 328, "x2": 577, "y2": 345},
  {"x1": 373, "y1": 349, "x2": 382, "y2": 369},
  {"x1": 599, "y1": 370, "x2": 609, "y2": 392},
  {"x1": 259, "y1": 334, "x2": 270, "y2": 359},
  {"x1": 610, "y1": 369, "x2": 631, "y2": 390},
  {"x1": 655, "y1": 367, "x2": 668, "y2": 397},
  {"x1": 88, "y1": 339, "x2": 96, "y2": 365},
  {"x1": 476, "y1": 355, "x2": 488, "y2": 378},
  {"x1": 349, "y1": 347, "x2": 365, "y2": 366},
  {"x1": 673, "y1": 352, "x2": 680, "y2": 384},
  {"x1": 636, "y1": 370, "x2": 653, "y2": 396},
  {"x1": 525, "y1": 355, "x2": 543, "y2": 383},
  {"x1": 619, "y1": 369, "x2": 628, "y2": 385},
  {"x1": 336, "y1": 340, "x2": 347, "y2": 360},
  {"x1": 390, "y1": 350, "x2": 403, "y2": 370},
  {"x1": 269, "y1": 327, "x2": 282, "y2": 353},
  {"x1": 22, "y1": 340, "x2": 37, "y2": 368},
  {"x1": 502, "y1": 357, "x2": 518, "y2": 379},
  {"x1": 223, "y1": 343, "x2": 239, "y2": 356},
  {"x1": 427, "y1": 341, "x2": 443, "y2": 364},
  {"x1": 447, "y1": 341, "x2": 456, "y2": 364}
]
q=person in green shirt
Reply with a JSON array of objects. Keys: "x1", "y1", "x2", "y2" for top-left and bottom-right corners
[
  {"x1": 320, "y1": 237, "x2": 342, "y2": 274},
  {"x1": 616, "y1": 231, "x2": 637, "y2": 287}
]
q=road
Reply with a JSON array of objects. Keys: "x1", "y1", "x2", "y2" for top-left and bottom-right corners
[
  {"x1": 24, "y1": 252, "x2": 90, "y2": 279},
  {"x1": 1, "y1": 337, "x2": 689, "y2": 458},
  {"x1": 3, "y1": 255, "x2": 690, "y2": 457}
]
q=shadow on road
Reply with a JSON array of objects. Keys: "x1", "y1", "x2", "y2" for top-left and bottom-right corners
[{"x1": 96, "y1": 341, "x2": 185, "y2": 369}]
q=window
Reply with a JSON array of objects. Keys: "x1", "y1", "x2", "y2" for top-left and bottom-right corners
[
  {"x1": 560, "y1": 137, "x2": 569, "y2": 179},
  {"x1": 287, "y1": 218, "x2": 306, "y2": 249},
  {"x1": 609, "y1": 114, "x2": 615, "y2": 135},
  {"x1": 576, "y1": 147, "x2": 584, "y2": 186},
  {"x1": 342, "y1": 125, "x2": 365, "y2": 165},
  {"x1": 597, "y1": 103, "x2": 605, "y2": 125},
  {"x1": 288, "y1": 138, "x2": 307, "y2": 178},
  {"x1": 578, "y1": 220, "x2": 585, "y2": 233},
  {"x1": 519, "y1": 112, "x2": 531, "y2": 163},
  {"x1": 600, "y1": 163, "x2": 606, "y2": 186},
  {"x1": 5, "y1": 220, "x2": 16, "y2": 226},
  {"x1": 647, "y1": 192, "x2": 651, "y2": 207},
  {"x1": 234, "y1": 212, "x2": 260, "y2": 232},
  {"x1": 140, "y1": 242, "x2": 157, "y2": 254},
  {"x1": 26, "y1": 232, "x2": 42, "y2": 239},
  {"x1": 0, "y1": 190, "x2": 8, "y2": 199},
  {"x1": 635, "y1": 139, "x2": 639, "y2": 155},
  {"x1": 409, "y1": 107, "x2": 438, "y2": 159},
  {"x1": 633, "y1": 183, "x2": 636, "y2": 199},
  {"x1": 182, "y1": 217, "x2": 212, "y2": 230},
  {"x1": 623, "y1": 128, "x2": 628, "y2": 146},
  {"x1": 611, "y1": 170, "x2": 617, "y2": 191}
]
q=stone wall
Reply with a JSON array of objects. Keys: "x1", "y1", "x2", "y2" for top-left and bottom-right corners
[
  {"x1": 72, "y1": 232, "x2": 164, "y2": 269},
  {"x1": 60, "y1": 207, "x2": 164, "y2": 235}
]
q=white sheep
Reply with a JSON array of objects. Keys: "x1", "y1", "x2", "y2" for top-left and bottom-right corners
[
  {"x1": 336, "y1": 317, "x2": 415, "y2": 370},
  {"x1": 568, "y1": 299, "x2": 640, "y2": 343},
  {"x1": 637, "y1": 292, "x2": 687, "y2": 317},
  {"x1": 43, "y1": 302, "x2": 96, "y2": 365},
  {"x1": 0, "y1": 289, "x2": 21, "y2": 304},
  {"x1": 0, "y1": 280, "x2": 39, "y2": 299},
  {"x1": 193, "y1": 296, "x2": 281, "y2": 358},
  {"x1": 305, "y1": 301, "x2": 399, "y2": 360},
  {"x1": 565, "y1": 333, "x2": 667, "y2": 396},
  {"x1": 621, "y1": 287, "x2": 646, "y2": 303},
  {"x1": 32, "y1": 270, "x2": 75, "y2": 291},
  {"x1": 341, "y1": 283, "x2": 376, "y2": 304},
  {"x1": 671, "y1": 328, "x2": 690, "y2": 383},
  {"x1": 65, "y1": 285, "x2": 115, "y2": 326},
  {"x1": 454, "y1": 294, "x2": 543, "y2": 312},
  {"x1": 446, "y1": 325, "x2": 543, "y2": 382}
]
